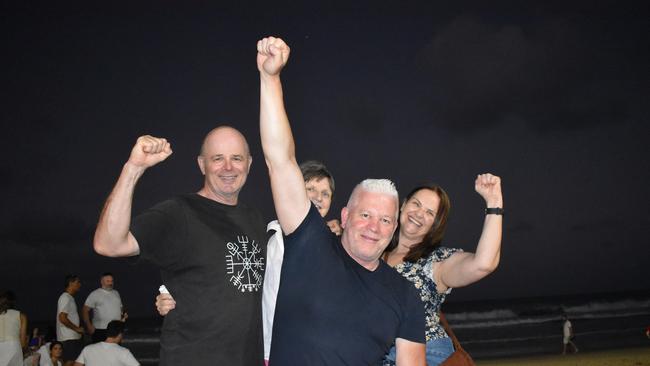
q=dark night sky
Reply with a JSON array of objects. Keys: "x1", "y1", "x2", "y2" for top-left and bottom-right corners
[{"x1": 1, "y1": 2, "x2": 648, "y2": 321}]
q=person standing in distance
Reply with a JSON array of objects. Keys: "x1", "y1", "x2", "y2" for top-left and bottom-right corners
[
  {"x1": 82, "y1": 272, "x2": 127, "y2": 343},
  {"x1": 56, "y1": 275, "x2": 84, "y2": 366}
]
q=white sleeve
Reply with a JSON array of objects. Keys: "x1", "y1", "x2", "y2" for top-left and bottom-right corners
[
  {"x1": 84, "y1": 290, "x2": 97, "y2": 307},
  {"x1": 120, "y1": 348, "x2": 140, "y2": 366},
  {"x1": 58, "y1": 295, "x2": 70, "y2": 315},
  {"x1": 75, "y1": 347, "x2": 87, "y2": 364}
]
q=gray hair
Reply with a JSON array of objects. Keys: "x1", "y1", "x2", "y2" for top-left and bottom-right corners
[{"x1": 347, "y1": 179, "x2": 399, "y2": 217}]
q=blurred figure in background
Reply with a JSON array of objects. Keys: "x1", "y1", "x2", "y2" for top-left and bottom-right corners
[
  {"x1": 0, "y1": 290, "x2": 27, "y2": 366},
  {"x1": 56, "y1": 275, "x2": 84, "y2": 366},
  {"x1": 562, "y1": 314, "x2": 579, "y2": 354},
  {"x1": 82, "y1": 273, "x2": 126, "y2": 343},
  {"x1": 74, "y1": 320, "x2": 139, "y2": 366}
]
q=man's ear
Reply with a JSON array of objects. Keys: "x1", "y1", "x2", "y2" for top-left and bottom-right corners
[
  {"x1": 197, "y1": 156, "x2": 206, "y2": 175},
  {"x1": 340, "y1": 207, "x2": 349, "y2": 229}
]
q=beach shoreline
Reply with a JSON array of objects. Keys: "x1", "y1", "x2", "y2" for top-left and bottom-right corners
[{"x1": 475, "y1": 345, "x2": 650, "y2": 365}]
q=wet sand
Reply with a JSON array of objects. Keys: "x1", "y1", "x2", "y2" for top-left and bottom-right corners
[{"x1": 476, "y1": 346, "x2": 650, "y2": 366}]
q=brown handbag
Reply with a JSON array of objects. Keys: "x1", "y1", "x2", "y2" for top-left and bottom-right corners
[{"x1": 439, "y1": 312, "x2": 476, "y2": 366}]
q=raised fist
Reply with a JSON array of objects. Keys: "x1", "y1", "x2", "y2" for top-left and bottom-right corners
[
  {"x1": 257, "y1": 36, "x2": 290, "y2": 77},
  {"x1": 474, "y1": 173, "x2": 503, "y2": 208},
  {"x1": 127, "y1": 135, "x2": 173, "y2": 169}
]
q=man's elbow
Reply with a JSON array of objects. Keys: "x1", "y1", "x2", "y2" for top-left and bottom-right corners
[
  {"x1": 93, "y1": 236, "x2": 113, "y2": 257},
  {"x1": 93, "y1": 232, "x2": 134, "y2": 257}
]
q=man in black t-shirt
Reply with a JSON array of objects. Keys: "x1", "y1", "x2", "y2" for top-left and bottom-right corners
[
  {"x1": 93, "y1": 127, "x2": 266, "y2": 365},
  {"x1": 258, "y1": 36, "x2": 426, "y2": 365}
]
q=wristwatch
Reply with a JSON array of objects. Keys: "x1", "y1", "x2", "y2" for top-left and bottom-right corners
[{"x1": 485, "y1": 207, "x2": 504, "y2": 215}]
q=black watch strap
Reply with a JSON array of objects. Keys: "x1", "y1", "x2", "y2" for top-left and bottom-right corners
[{"x1": 485, "y1": 207, "x2": 504, "y2": 215}]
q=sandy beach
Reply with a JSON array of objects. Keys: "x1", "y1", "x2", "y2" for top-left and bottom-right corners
[{"x1": 476, "y1": 346, "x2": 650, "y2": 366}]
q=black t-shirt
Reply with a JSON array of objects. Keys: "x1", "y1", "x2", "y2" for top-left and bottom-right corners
[
  {"x1": 269, "y1": 204, "x2": 425, "y2": 365},
  {"x1": 132, "y1": 193, "x2": 267, "y2": 366}
]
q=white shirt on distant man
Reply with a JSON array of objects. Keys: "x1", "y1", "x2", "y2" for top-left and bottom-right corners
[
  {"x1": 57, "y1": 292, "x2": 81, "y2": 341},
  {"x1": 84, "y1": 288, "x2": 122, "y2": 329},
  {"x1": 75, "y1": 342, "x2": 139, "y2": 366}
]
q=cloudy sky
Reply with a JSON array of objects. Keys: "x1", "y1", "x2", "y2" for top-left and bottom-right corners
[{"x1": 2, "y1": 2, "x2": 648, "y2": 320}]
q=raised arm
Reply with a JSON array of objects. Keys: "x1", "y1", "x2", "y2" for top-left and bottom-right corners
[
  {"x1": 258, "y1": 36, "x2": 310, "y2": 234},
  {"x1": 438, "y1": 173, "x2": 503, "y2": 289},
  {"x1": 93, "y1": 136, "x2": 172, "y2": 257}
]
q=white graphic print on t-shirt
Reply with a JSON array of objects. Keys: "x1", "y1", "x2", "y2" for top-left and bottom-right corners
[{"x1": 226, "y1": 235, "x2": 265, "y2": 292}]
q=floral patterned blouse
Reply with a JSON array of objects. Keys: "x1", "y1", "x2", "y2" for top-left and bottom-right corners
[{"x1": 394, "y1": 246, "x2": 462, "y2": 342}]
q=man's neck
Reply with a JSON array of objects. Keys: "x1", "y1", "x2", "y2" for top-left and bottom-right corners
[
  {"x1": 104, "y1": 336, "x2": 121, "y2": 344},
  {"x1": 197, "y1": 188, "x2": 239, "y2": 206},
  {"x1": 340, "y1": 240, "x2": 380, "y2": 271}
]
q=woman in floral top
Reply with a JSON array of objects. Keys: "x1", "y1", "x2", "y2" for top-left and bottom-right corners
[{"x1": 383, "y1": 173, "x2": 503, "y2": 365}]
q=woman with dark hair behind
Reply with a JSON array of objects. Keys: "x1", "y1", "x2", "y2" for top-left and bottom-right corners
[
  {"x1": 49, "y1": 341, "x2": 64, "y2": 366},
  {"x1": 0, "y1": 290, "x2": 28, "y2": 366},
  {"x1": 382, "y1": 174, "x2": 503, "y2": 365}
]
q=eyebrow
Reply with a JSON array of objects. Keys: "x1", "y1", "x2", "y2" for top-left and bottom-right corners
[{"x1": 413, "y1": 197, "x2": 437, "y2": 214}]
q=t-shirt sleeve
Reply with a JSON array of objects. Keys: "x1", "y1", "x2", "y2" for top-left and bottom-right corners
[
  {"x1": 121, "y1": 348, "x2": 140, "y2": 366},
  {"x1": 397, "y1": 284, "x2": 426, "y2": 343},
  {"x1": 284, "y1": 203, "x2": 330, "y2": 250},
  {"x1": 83, "y1": 291, "x2": 96, "y2": 307},
  {"x1": 58, "y1": 295, "x2": 70, "y2": 315},
  {"x1": 131, "y1": 198, "x2": 187, "y2": 268},
  {"x1": 75, "y1": 348, "x2": 86, "y2": 363}
]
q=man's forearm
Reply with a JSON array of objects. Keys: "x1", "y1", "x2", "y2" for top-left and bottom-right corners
[
  {"x1": 59, "y1": 313, "x2": 82, "y2": 333},
  {"x1": 260, "y1": 74, "x2": 295, "y2": 166},
  {"x1": 81, "y1": 306, "x2": 93, "y2": 330}
]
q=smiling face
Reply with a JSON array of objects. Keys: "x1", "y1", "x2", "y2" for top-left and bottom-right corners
[
  {"x1": 305, "y1": 177, "x2": 332, "y2": 217},
  {"x1": 399, "y1": 188, "x2": 441, "y2": 244},
  {"x1": 340, "y1": 189, "x2": 398, "y2": 270},
  {"x1": 197, "y1": 127, "x2": 252, "y2": 205}
]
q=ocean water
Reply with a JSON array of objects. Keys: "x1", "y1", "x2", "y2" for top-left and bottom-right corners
[
  {"x1": 120, "y1": 291, "x2": 650, "y2": 365},
  {"x1": 444, "y1": 291, "x2": 650, "y2": 359}
]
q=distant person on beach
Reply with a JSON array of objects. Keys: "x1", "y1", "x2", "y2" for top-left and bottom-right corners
[
  {"x1": 258, "y1": 36, "x2": 426, "y2": 364},
  {"x1": 0, "y1": 290, "x2": 28, "y2": 366},
  {"x1": 74, "y1": 320, "x2": 139, "y2": 366},
  {"x1": 156, "y1": 160, "x2": 338, "y2": 364},
  {"x1": 82, "y1": 273, "x2": 127, "y2": 343},
  {"x1": 56, "y1": 275, "x2": 84, "y2": 366},
  {"x1": 562, "y1": 314, "x2": 579, "y2": 354},
  {"x1": 646, "y1": 325, "x2": 650, "y2": 339},
  {"x1": 93, "y1": 128, "x2": 267, "y2": 365},
  {"x1": 382, "y1": 177, "x2": 503, "y2": 366}
]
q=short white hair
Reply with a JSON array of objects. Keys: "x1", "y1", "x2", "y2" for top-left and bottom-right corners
[{"x1": 347, "y1": 179, "x2": 399, "y2": 217}]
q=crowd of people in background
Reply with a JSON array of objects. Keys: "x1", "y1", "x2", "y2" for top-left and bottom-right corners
[{"x1": 0, "y1": 273, "x2": 138, "y2": 366}]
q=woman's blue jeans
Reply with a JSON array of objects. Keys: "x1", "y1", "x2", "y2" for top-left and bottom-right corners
[{"x1": 385, "y1": 337, "x2": 454, "y2": 366}]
